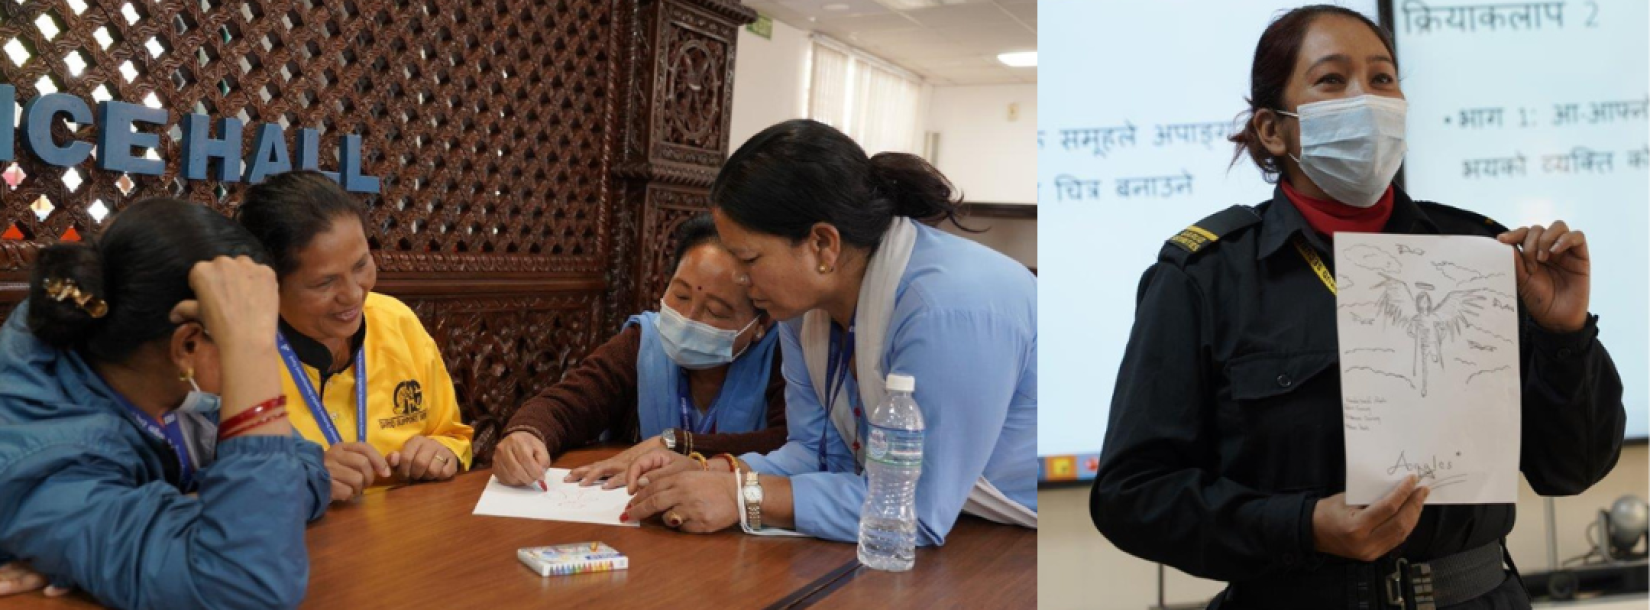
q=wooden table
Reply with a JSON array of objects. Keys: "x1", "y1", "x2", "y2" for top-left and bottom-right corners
[{"x1": 8, "y1": 447, "x2": 1035, "y2": 608}]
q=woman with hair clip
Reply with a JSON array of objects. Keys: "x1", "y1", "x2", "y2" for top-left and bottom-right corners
[
  {"x1": 0, "y1": 198, "x2": 330, "y2": 608},
  {"x1": 622, "y1": 119, "x2": 1037, "y2": 545},
  {"x1": 492, "y1": 214, "x2": 787, "y2": 489},
  {"x1": 1091, "y1": 6, "x2": 1624, "y2": 608}
]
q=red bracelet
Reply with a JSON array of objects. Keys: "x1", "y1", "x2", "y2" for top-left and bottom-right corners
[
  {"x1": 220, "y1": 408, "x2": 288, "y2": 440},
  {"x1": 715, "y1": 453, "x2": 741, "y2": 472},
  {"x1": 218, "y1": 396, "x2": 287, "y2": 436}
]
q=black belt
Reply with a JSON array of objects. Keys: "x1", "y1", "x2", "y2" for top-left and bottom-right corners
[
  {"x1": 1223, "y1": 543, "x2": 1509, "y2": 610},
  {"x1": 1384, "y1": 543, "x2": 1506, "y2": 609}
]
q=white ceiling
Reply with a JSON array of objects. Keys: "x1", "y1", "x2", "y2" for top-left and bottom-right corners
[{"x1": 740, "y1": 0, "x2": 1037, "y2": 86}]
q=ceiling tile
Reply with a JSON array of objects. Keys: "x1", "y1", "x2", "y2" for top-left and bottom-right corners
[
  {"x1": 902, "y1": 4, "x2": 1006, "y2": 29},
  {"x1": 748, "y1": 0, "x2": 1038, "y2": 86},
  {"x1": 815, "y1": 12, "x2": 920, "y2": 32}
]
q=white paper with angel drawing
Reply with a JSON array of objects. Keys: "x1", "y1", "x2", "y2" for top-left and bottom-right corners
[{"x1": 1334, "y1": 233, "x2": 1520, "y2": 505}]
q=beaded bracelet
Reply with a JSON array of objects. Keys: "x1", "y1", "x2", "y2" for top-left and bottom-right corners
[{"x1": 218, "y1": 396, "x2": 287, "y2": 439}]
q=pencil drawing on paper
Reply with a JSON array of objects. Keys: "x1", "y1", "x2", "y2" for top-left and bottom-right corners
[
  {"x1": 547, "y1": 483, "x2": 604, "y2": 511},
  {"x1": 1335, "y1": 233, "x2": 1522, "y2": 505},
  {"x1": 1337, "y1": 243, "x2": 1515, "y2": 397}
]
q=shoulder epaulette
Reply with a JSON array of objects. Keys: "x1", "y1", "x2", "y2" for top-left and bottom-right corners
[{"x1": 1161, "y1": 205, "x2": 1262, "y2": 265}]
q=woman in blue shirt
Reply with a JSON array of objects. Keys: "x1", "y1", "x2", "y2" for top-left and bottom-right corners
[
  {"x1": 0, "y1": 198, "x2": 329, "y2": 608},
  {"x1": 624, "y1": 119, "x2": 1037, "y2": 545}
]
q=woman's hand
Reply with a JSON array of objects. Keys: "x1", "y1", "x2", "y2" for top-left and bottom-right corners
[
  {"x1": 565, "y1": 436, "x2": 668, "y2": 489},
  {"x1": 168, "y1": 256, "x2": 280, "y2": 354},
  {"x1": 0, "y1": 562, "x2": 70, "y2": 598},
  {"x1": 625, "y1": 470, "x2": 741, "y2": 533},
  {"x1": 168, "y1": 256, "x2": 287, "y2": 435},
  {"x1": 391, "y1": 436, "x2": 460, "y2": 482},
  {"x1": 1498, "y1": 222, "x2": 1589, "y2": 333},
  {"x1": 325, "y1": 442, "x2": 391, "y2": 502},
  {"x1": 624, "y1": 448, "x2": 700, "y2": 495},
  {"x1": 493, "y1": 431, "x2": 550, "y2": 487},
  {"x1": 1311, "y1": 476, "x2": 1429, "y2": 562}
]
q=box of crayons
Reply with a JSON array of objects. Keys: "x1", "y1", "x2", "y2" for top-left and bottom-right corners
[{"x1": 517, "y1": 542, "x2": 629, "y2": 577}]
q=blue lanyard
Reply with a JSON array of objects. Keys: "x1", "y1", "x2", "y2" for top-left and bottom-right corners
[
  {"x1": 818, "y1": 319, "x2": 860, "y2": 473},
  {"x1": 112, "y1": 392, "x2": 196, "y2": 493},
  {"x1": 676, "y1": 368, "x2": 720, "y2": 434},
  {"x1": 277, "y1": 332, "x2": 366, "y2": 447}
]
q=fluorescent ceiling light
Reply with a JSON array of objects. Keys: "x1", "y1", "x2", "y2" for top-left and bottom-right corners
[{"x1": 997, "y1": 51, "x2": 1036, "y2": 67}]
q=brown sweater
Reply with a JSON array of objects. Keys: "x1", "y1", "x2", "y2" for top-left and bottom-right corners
[{"x1": 505, "y1": 325, "x2": 788, "y2": 457}]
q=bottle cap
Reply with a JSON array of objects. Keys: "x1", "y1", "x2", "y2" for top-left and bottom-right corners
[{"x1": 885, "y1": 373, "x2": 914, "y2": 393}]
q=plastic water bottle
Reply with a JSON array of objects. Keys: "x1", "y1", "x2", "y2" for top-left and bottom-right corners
[{"x1": 858, "y1": 373, "x2": 924, "y2": 571}]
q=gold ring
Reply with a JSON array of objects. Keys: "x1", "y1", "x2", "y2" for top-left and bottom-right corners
[
  {"x1": 665, "y1": 511, "x2": 684, "y2": 528},
  {"x1": 435, "y1": 455, "x2": 449, "y2": 464}
]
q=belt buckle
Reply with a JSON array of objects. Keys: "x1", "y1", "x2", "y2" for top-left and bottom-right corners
[
  {"x1": 1410, "y1": 562, "x2": 1436, "y2": 610},
  {"x1": 1384, "y1": 558, "x2": 1437, "y2": 610}
]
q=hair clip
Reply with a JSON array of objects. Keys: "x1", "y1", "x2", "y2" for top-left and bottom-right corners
[{"x1": 43, "y1": 277, "x2": 109, "y2": 319}]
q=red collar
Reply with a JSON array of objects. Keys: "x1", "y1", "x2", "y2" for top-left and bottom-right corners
[{"x1": 1282, "y1": 181, "x2": 1394, "y2": 237}]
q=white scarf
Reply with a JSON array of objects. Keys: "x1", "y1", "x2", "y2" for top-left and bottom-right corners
[{"x1": 801, "y1": 218, "x2": 1036, "y2": 528}]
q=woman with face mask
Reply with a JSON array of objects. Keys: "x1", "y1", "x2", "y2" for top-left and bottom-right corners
[
  {"x1": 492, "y1": 215, "x2": 786, "y2": 489},
  {"x1": 0, "y1": 198, "x2": 329, "y2": 608},
  {"x1": 1091, "y1": 6, "x2": 1624, "y2": 609},
  {"x1": 621, "y1": 119, "x2": 1037, "y2": 543},
  {"x1": 237, "y1": 171, "x2": 474, "y2": 504}
]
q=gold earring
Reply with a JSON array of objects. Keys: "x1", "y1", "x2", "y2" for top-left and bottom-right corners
[
  {"x1": 178, "y1": 368, "x2": 194, "y2": 383},
  {"x1": 817, "y1": 263, "x2": 830, "y2": 274}
]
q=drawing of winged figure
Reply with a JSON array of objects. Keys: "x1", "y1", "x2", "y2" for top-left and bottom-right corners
[{"x1": 1371, "y1": 273, "x2": 1490, "y2": 397}]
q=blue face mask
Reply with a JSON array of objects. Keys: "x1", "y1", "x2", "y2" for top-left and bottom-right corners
[
  {"x1": 174, "y1": 378, "x2": 221, "y2": 473},
  {"x1": 657, "y1": 299, "x2": 759, "y2": 370}
]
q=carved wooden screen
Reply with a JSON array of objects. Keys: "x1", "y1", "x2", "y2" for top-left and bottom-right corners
[{"x1": 0, "y1": 0, "x2": 755, "y2": 462}]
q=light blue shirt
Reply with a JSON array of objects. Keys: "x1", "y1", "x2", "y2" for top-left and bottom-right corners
[{"x1": 742, "y1": 223, "x2": 1037, "y2": 546}]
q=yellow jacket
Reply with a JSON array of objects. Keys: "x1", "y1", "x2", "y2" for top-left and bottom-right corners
[{"x1": 279, "y1": 292, "x2": 474, "y2": 482}]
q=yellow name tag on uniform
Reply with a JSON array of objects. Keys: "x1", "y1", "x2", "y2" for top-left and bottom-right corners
[{"x1": 1169, "y1": 226, "x2": 1218, "y2": 253}]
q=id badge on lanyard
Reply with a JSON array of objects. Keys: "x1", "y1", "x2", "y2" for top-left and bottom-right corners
[
  {"x1": 819, "y1": 321, "x2": 862, "y2": 474},
  {"x1": 677, "y1": 368, "x2": 720, "y2": 434},
  {"x1": 277, "y1": 333, "x2": 367, "y2": 446},
  {"x1": 114, "y1": 395, "x2": 197, "y2": 492}
]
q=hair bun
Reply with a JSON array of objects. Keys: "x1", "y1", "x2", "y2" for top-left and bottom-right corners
[
  {"x1": 868, "y1": 152, "x2": 963, "y2": 223},
  {"x1": 26, "y1": 243, "x2": 107, "y2": 350}
]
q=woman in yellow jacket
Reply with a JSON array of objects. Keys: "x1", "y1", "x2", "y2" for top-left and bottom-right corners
[{"x1": 237, "y1": 170, "x2": 474, "y2": 503}]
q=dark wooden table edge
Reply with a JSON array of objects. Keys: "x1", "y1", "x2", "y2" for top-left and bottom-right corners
[{"x1": 762, "y1": 559, "x2": 862, "y2": 610}]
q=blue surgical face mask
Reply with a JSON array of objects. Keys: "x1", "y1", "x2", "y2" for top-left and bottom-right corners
[
  {"x1": 175, "y1": 377, "x2": 221, "y2": 470},
  {"x1": 656, "y1": 299, "x2": 759, "y2": 370}
]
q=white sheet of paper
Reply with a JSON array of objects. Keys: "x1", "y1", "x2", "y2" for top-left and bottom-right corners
[
  {"x1": 471, "y1": 468, "x2": 638, "y2": 527},
  {"x1": 1334, "y1": 233, "x2": 1521, "y2": 505}
]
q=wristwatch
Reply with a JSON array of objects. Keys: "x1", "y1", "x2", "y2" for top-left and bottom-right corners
[
  {"x1": 660, "y1": 428, "x2": 678, "y2": 453},
  {"x1": 742, "y1": 470, "x2": 764, "y2": 530}
]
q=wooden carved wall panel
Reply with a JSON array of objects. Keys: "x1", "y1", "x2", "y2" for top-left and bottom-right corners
[
  {"x1": 609, "y1": 0, "x2": 752, "y2": 327},
  {"x1": 406, "y1": 293, "x2": 602, "y2": 463},
  {"x1": 638, "y1": 185, "x2": 709, "y2": 307},
  {"x1": 0, "y1": 0, "x2": 616, "y2": 274},
  {"x1": 653, "y1": 1, "x2": 738, "y2": 169},
  {"x1": 604, "y1": 181, "x2": 647, "y2": 333}
]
